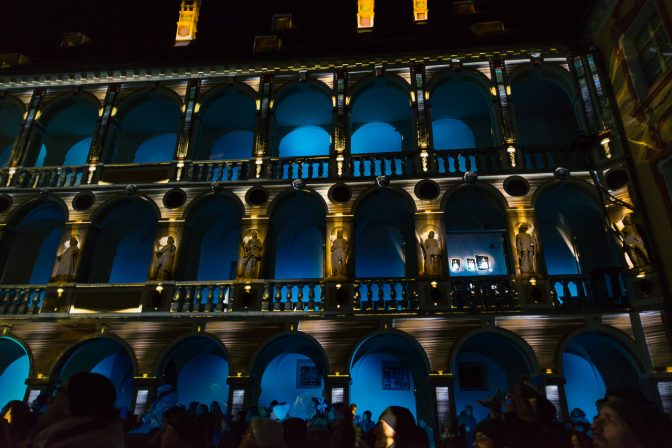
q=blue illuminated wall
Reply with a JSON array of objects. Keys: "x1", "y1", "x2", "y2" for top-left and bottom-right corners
[
  {"x1": 273, "y1": 85, "x2": 332, "y2": 157},
  {"x1": 0, "y1": 338, "x2": 29, "y2": 409},
  {"x1": 260, "y1": 353, "x2": 323, "y2": 420},
  {"x1": 350, "y1": 352, "x2": 417, "y2": 422},
  {"x1": 58, "y1": 338, "x2": 134, "y2": 409},
  {"x1": 195, "y1": 87, "x2": 256, "y2": 160},
  {"x1": 351, "y1": 81, "x2": 413, "y2": 153},
  {"x1": 0, "y1": 201, "x2": 65, "y2": 285},
  {"x1": 30, "y1": 98, "x2": 98, "y2": 167},
  {"x1": 355, "y1": 191, "x2": 416, "y2": 278},
  {"x1": 88, "y1": 199, "x2": 157, "y2": 283},
  {"x1": 512, "y1": 74, "x2": 580, "y2": 146},
  {"x1": 430, "y1": 76, "x2": 495, "y2": 149},
  {"x1": 269, "y1": 194, "x2": 325, "y2": 279},
  {"x1": 536, "y1": 185, "x2": 622, "y2": 275},
  {"x1": 180, "y1": 196, "x2": 242, "y2": 281},
  {"x1": 562, "y1": 352, "x2": 605, "y2": 420},
  {"x1": 109, "y1": 94, "x2": 180, "y2": 163}
]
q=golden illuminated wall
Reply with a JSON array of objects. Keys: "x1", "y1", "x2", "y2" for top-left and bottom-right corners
[{"x1": 585, "y1": 0, "x2": 672, "y2": 291}]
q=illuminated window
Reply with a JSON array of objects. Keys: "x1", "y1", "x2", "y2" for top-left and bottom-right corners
[
  {"x1": 175, "y1": 0, "x2": 201, "y2": 47},
  {"x1": 296, "y1": 359, "x2": 322, "y2": 389},
  {"x1": 413, "y1": 0, "x2": 428, "y2": 22},
  {"x1": 357, "y1": 0, "x2": 375, "y2": 30},
  {"x1": 253, "y1": 36, "x2": 282, "y2": 53},
  {"x1": 382, "y1": 362, "x2": 410, "y2": 390},
  {"x1": 272, "y1": 13, "x2": 294, "y2": 31}
]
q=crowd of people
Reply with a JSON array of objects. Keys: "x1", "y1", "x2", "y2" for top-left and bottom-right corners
[{"x1": 1, "y1": 372, "x2": 671, "y2": 447}]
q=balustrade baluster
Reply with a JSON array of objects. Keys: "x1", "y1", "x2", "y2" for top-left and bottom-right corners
[
  {"x1": 286, "y1": 285, "x2": 294, "y2": 311},
  {"x1": 366, "y1": 281, "x2": 373, "y2": 310},
  {"x1": 223, "y1": 162, "x2": 231, "y2": 181},
  {"x1": 389, "y1": 282, "x2": 397, "y2": 310},
  {"x1": 260, "y1": 284, "x2": 270, "y2": 311},
  {"x1": 202, "y1": 287, "x2": 213, "y2": 312},
  {"x1": 16, "y1": 290, "x2": 28, "y2": 314},
  {"x1": 274, "y1": 285, "x2": 282, "y2": 311},
  {"x1": 308, "y1": 284, "x2": 316, "y2": 311},
  {"x1": 296, "y1": 284, "x2": 304, "y2": 311},
  {"x1": 9, "y1": 290, "x2": 23, "y2": 314},
  {"x1": 352, "y1": 283, "x2": 361, "y2": 310}
]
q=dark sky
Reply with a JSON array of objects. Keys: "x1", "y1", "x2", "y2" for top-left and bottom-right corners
[{"x1": 0, "y1": 0, "x2": 594, "y2": 72}]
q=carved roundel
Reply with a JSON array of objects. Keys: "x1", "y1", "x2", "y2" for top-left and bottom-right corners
[
  {"x1": 605, "y1": 169, "x2": 629, "y2": 191},
  {"x1": 328, "y1": 183, "x2": 352, "y2": 203},
  {"x1": 163, "y1": 188, "x2": 187, "y2": 209},
  {"x1": 72, "y1": 191, "x2": 95, "y2": 211},
  {"x1": 414, "y1": 179, "x2": 440, "y2": 200},
  {"x1": 246, "y1": 185, "x2": 269, "y2": 206},
  {"x1": 503, "y1": 176, "x2": 530, "y2": 197},
  {"x1": 0, "y1": 194, "x2": 12, "y2": 213}
]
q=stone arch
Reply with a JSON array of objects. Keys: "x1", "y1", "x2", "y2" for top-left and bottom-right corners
[
  {"x1": 0, "y1": 335, "x2": 32, "y2": 408},
  {"x1": 349, "y1": 329, "x2": 432, "y2": 423},
  {"x1": 193, "y1": 83, "x2": 258, "y2": 161},
  {"x1": 428, "y1": 69, "x2": 500, "y2": 149},
  {"x1": 350, "y1": 75, "x2": 415, "y2": 153},
  {"x1": 25, "y1": 92, "x2": 99, "y2": 167},
  {"x1": 50, "y1": 335, "x2": 138, "y2": 409},
  {"x1": 81, "y1": 196, "x2": 159, "y2": 283},
  {"x1": 534, "y1": 181, "x2": 622, "y2": 279},
  {"x1": 178, "y1": 193, "x2": 244, "y2": 281},
  {"x1": 509, "y1": 63, "x2": 583, "y2": 146},
  {"x1": 250, "y1": 331, "x2": 330, "y2": 419},
  {"x1": 105, "y1": 87, "x2": 182, "y2": 164},
  {"x1": 353, "y1": 188, "x2": 418, "y2": 278},
  {"x1": 0, "y1": 96, "x2": 26, "y2": 167},
  {"x1": 0, "y1": 198, "x2": 68, "y2": 284},
  {"x1": 271, "y1": 79, "x2": 333, "y2": 158},
  {"x1": 449, "y1": 328, "x2": 539, "y2": 423},
  {"x1": 559, "y1": 328, "x2": 648, "y2": 419},
  {"x1": 155, "y1": 333, "x2": 231, "y2": 410},
  {"x1": 266, "y1": 190, "x2": 327, "y2": 279}
]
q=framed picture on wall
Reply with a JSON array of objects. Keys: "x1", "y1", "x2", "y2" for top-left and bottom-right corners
[{"x1": 458, "y1": 363, "x2": 487, "y2": 390}]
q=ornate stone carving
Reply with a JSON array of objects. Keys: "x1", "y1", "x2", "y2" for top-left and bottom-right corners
[
  {"x1": 152, "y1": 236, "x2": 176, "y2": 280},
  {"x1": 51, "y1": 236, "x2": 79, "y2": 282},
  {"x1": 330, "y1": 228, "x2": 349, "y2": 278},
  {"x1": 516, "y1": 223, "x2": 537, "y2": 274},
  {"x1": 421, "y1": 230, "x2": 442, "y2": 276},
  {"x1": 239, "y1": 230, "x2": 263, "y2": 278},
  {"x1": 619, "y1": 214, "x2": 650, "y2": 268}
]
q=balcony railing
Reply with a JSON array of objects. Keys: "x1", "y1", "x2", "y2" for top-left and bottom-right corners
[
  {"x1": 0, "y1": 144, "x2": 595, "y2": 189},
  {"x1": 549, "y1": 268, "x2": 629, "y2": 309},
  {"x1": 0, "y1": 286, "x2": 46, "y2": 315}
]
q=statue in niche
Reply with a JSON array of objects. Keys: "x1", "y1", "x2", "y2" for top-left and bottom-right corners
[
  {"x1": 619, "y1": 214, "x2": 650, "y2": 267},
  {"x1": 152, "y1": 236, "x2": 176, "y2": 280},
  {"x1": 240, "y1": 231, "x2": 263, "y2": 278},
  {"x1": 516, "y1": 224, "x2": 536, "y2": 274},
  {"x1": 51, "y1": 236, "x2": 79, "y2": 282},
  {"x1": 330, "y1": 228, "x2": 349, "y2": 277},
  {"x1": 421, "y1": 231, "x2": 442, "y2": 276}
]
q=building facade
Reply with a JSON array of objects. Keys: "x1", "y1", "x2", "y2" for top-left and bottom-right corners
[{"x1": 0, "y1": 5, "x2": 671, "y2": 433}]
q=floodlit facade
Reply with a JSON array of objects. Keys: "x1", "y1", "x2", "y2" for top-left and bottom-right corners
[{"x1": 0, "y1": 0, "x2": 671, "y2": 434}]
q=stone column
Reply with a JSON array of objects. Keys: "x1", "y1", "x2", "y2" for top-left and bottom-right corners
[
  {"x1": 253, "y1": 75, "x2": 273, "y2": 179},
  {"x1": 88, "y1": 84, "x2": 120, "y2": 167},
  {"x1": 174, "y1": 79, "x2": 201, "y2": 181},
  {"x1": 324, "y1": 373, "x2": 351, "y2": 406},
  {"x1": 10, "y1": 87, "x2": 46, "y2": 169},
  {"x1": 227, "y1": 374, "x2": 255, "y2": 414}
]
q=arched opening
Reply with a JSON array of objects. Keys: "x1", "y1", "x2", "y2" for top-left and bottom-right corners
[
  {"x1": 267, "y1": 194, "x2": 326, "y2": 279},
  {"x1": 430, "y1": 75, "x2": 497, "y2": 149},
  {"x1": 350, "y1": 333, "x2": 431, "y2": 423},
  {"x1": 54, "y1": 338, "x2": 134, "y2": 409},
  {"x1": 272, "y1": 83, "x2": 332, "y2": 157},
  {"x1": 562, "y1": 332, "x2": 643, "y2": 420},
  {"x1": 0, "y1": 337, "x2": 30, "y2": 409},
  {"x1": 511, "y1": 71, "x2": 580, "y2": 146},
  {"x1": 159, "y1": 336, "x2": 229, "y2": 412},
  {"x1": 452, "y1": 332, "x2": 534, "y2": 423},
  {"x1": 179, "y1": 195, "x2": 242, "y2": 281},
  {"x1": 26, "y1": 96, "x2": 97, "y2": 167},
  {"x1": 83, "y1": 199, "x2": 158, "y2": 283},
  {"x1": 106, "y1": 92, "x2": 180, "y2": 163},
  {"x1": 0, "y1": 201, "x2": 66, "y2": 284},
  {"x1": 350, "y1": 79, "x2": 414, "y2": 154},
  {"x1": 354, "y1": 190, "x2": 416, "y2": 278},
  {"x1": 0, "y1": 98, "x2": 23, "y2": 167},
  {"x1": 444, "y1": 188, "x2": 509, "y2": 277},
  {"x1": 193, "y1": 87, "x2": 256, "y2": 160},
  {"x1": 253, "y1": 334, "x2": 328, "y2": 420},
  {"x1": 536, "y1": 184, "x2": 622, "y2": 277}
]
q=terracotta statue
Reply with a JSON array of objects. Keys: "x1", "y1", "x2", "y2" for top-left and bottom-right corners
[
  {"x1": 620, "y1": 214, "x2": 650, "y2": 267},
  {"x1": 516, "y1": 224, "x2": 536, "y2": 274},
  {"x1": 330, "y1": 229, "x2": 349, "y2": 277},
  {"x1": 51, "y1": 236, "x2": 79, "y2": 282},
  {"x1": 421, "y1": 231, "x2": 442, "y2": 275},
  {"x1": 240, "y1": 231, "x2": 263, "y2": 278},
  {"x1": 153, "y1": 236, "x2": 176, "y2": 280}
]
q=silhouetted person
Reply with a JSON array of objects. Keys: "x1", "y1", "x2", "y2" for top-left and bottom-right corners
[
  {"x1": 592, "y1": 398, "x2": 672, "y2": 448},
  {"x1": 26, "y1": 372, "x2": 124, "y2": 448},
  {"x1": 1, "y1": 400, "x2": 36, "y2": 447},
  {"x1": 377, "y1": 406, "x2": 420, "y2": 448}
]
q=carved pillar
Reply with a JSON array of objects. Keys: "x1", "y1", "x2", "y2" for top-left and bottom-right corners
[
  {"x1": 10, "y1": 88, "x2": 45, "y2": 169},
  {"x1": 333, "y1": 69, "x2": 349, "y2": 177},
  {"x1": 411, "y1": 64, "x2": 433, "y2": 173},
  {"x1": 490, "y1": 59, "x2": 519, "y2": 168},
  {"x1": 88, "y1": 84, "x2": 120, "y2": 170},
  {"x1": 174, "y1": 79, "x2": 201, "y2": 180},
  {"x1": 254, "y1": 75, "x2": 273, "y2": 179}
]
